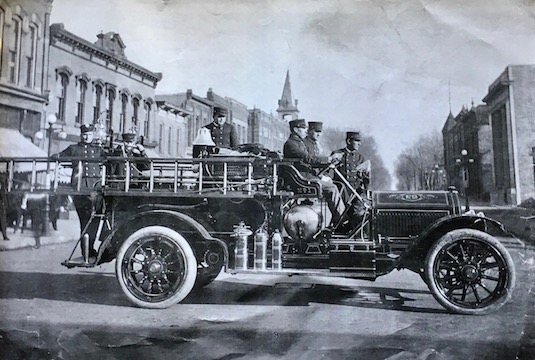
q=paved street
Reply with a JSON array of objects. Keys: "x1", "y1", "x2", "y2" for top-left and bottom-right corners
[{"x1": 0, "y1": 236, "x2": 533, "y2": 359}]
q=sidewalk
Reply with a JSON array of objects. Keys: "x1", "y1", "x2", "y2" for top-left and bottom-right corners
[{"x1": 0, "y1": 212, "x2": 80, "y2": 251}]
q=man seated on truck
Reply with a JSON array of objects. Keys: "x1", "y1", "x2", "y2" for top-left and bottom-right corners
[
  {"x1": 109, "y1": 131, "x2": 149, "y2": 188},
  {"x1": 283, "y1": 119, "x2": 345, "y2": 225},
  {"x1": 331, "y1": 131, "x2": 371, "y2": 228},
  {"x1": 331, "y1": 131, "x2": 370, "y2": 194},
  {"x1": 52, "y1": 123, "x2": 107, "y2": 262}
]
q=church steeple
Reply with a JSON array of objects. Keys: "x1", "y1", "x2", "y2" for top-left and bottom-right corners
[{"x1": 277, "y1": 70, "x2": 299, "y2": 121}]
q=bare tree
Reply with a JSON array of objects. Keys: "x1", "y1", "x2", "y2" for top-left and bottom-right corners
[{"x1": 394, "y1": 130, "x2": 445, "y2": 190}]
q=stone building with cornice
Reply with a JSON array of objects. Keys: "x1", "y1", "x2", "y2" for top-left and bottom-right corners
[{"x1": 47, "y1": 23, "x2": 162, "y2": 154}]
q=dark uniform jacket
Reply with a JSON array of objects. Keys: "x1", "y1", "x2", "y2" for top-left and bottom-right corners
[
  {"x1": 331, "y1": 147, "x2": 367, "y2": 192},
  {"x1": 204, "y1": 122, "x2": 238, "y2": 149},
  {"x1": 283, "y1": 134, "x2": 318, "y2": 176},
  {"x1": 303, "y1": 136, "x2": 319, "y2": 159},
  {"x1": 55, "y1": 142, "x2": 107, "y2": 189},
  {"x1": 110, "y1": 145, "x2": 149, "y2": 178}
]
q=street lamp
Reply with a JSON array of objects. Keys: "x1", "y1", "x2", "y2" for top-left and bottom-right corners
[
  {"x1": 35, "y1": 114, "x2": 67, "y2": 236},
  {"x1": 456, "y1": 149, "x2": 474, "y2": 211}
]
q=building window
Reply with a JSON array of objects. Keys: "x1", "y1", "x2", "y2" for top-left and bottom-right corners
[
  {"x1": 25, "y1": 24, "x2": 37, "y2": 88},
  {"x1": 176, "y1": 128, "x2": 180, "y2": 156},
  {"x1": 168, "y1": 126, "x2": 172, "y2": 155},
  {"x1": 0, "y1": 8, "x2": 4, "y2": 70},
  {"x1": 158, "y1": 124, "x2": 163, "y2": 152},
  {"x1": 8, "y1": 16, "x2": 22, "y2": 84},
  {"x1": 120, "y1": 93, "x2": 128, "y2": 133},
  {"x1": 144, "y1": 102, "x2": 151, "y2": 139},
  {"x1": 132, "y1": 97, "x2": 140, "y2": 129},
  {"x1": 106, "y1": 87, "x2": 115, "y2": 132},
  {"x1": 76, "y1": 79, "x2": 87, "y2": 124},
  {"x1": 93, "y1": 84, "x2": 103, "y2": 123},
  {"x1": 58, "y1": 74, "x2": 69, "y2": 123},
  {"x1": 492, "y1": 105, "x2": 509, "y2": 189},
  {"x1": 187, "y1": 116, "x2": 193, "y2": 146}
]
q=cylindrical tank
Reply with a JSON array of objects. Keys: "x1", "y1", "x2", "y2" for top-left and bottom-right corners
[
  {"x1": 254, "y1": 226, "x2": 268, "y2": 271},
  {"x1": 283, "y1": 205, "x2": 321, "y2": 241},
  {"x1": 232, "y1": 222, "x2": 252, "y2": 270},
  {"x1": 271, "y1": 229, "x2": 282, "y2": 271}
]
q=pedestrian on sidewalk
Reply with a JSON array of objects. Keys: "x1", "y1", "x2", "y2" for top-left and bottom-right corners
[{"x1": 0, "y1": 174, "x2": 10, "y2": 241}]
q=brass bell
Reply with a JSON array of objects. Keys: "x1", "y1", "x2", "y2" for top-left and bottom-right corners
[{"x1": 192, "y1": 128, "x2": 216, "y2": 146}]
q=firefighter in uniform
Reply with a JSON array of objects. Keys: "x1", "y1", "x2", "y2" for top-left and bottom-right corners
[
  {"x1": 303, "y1": 121, "x2": 323, "y2": 163},
  {"x1": 53, "y1": 124, "x2": 107, "y2": 261},
  {"x1": 331, "y1": 131, "x2": 369, "y2": 194},
  {"x1": 331, "y1": 131, "x2": 370, "y2": 228},
  {"x1": 283, "y1": 119, "x2": 345, "y2": 225},
  {"x1": 110, "y1": 131, "x2": 149, "y2": 186},
  {"x1": 204, "y1": 106, "x2": 238, "y2": 150}
]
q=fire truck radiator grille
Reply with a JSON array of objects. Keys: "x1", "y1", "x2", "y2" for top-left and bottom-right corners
[{"x1": 375, "y1": 211, "x2": 449, "y2": 237}]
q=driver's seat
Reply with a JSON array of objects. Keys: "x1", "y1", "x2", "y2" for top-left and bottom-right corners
[{"x1": 278, "y1": 164, "x2": 322, "y2": 197}]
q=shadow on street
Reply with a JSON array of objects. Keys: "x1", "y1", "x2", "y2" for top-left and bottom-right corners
[{"x1": 0, "y1": 271, "x2": 446, "y2": 314}]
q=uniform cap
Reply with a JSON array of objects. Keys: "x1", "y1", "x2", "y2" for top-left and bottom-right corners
[
  {"x1": 213, "y1": 106, "x2": 228, "y2": 117},
  {"x1": 80, "y1": 123, "x2": 95, "y2": 133},
  {"x1": 122, "y1": 132, "x2": 136, "y2": 142},
  {"x1": 289, "y1": 119, "x2": 307, "y2": 129},
  {"x1": 346, "y1": 131, "x2": 361, "y2": 141},
  {"x1": 308, "y1": 121, "x2": 323, "y2": 132}
]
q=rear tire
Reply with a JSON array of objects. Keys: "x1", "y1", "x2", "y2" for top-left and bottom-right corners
[
  {"x1": 425, "y1": 229, "x2": 515, "y2": 315},
  {"x1": 116, "y1": 226, "x2": 197, "y2": 309}
]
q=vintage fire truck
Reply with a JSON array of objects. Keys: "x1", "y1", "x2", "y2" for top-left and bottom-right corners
[{"x1": 0, "y1": 152, "x2": 515, "y2": 315}]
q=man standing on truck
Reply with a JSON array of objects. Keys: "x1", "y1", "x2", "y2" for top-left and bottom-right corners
[
  {"x1": 283, "y1": 119, "x2": 345, "y2": 225},
  {"x1": 53, "y1": 123, "x2": 107, "y2": 262},
  {"x1": 204, "y1": 106, "x2": 238, "y2": 150}
]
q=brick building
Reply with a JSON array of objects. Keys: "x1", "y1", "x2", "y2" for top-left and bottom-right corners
[
  {"x1": 248, "y1": 107, "x2": 287, "y2": 152},
  {"x1": 482, "y1": 65, "x2": 535, "y2": 205},
  {"x1": 154, "y1": 99, "x2": 189, "y2": 157},
  {"x1": 156, "y1": 91, "x2": 212, "y2": 157},
  {"x1": 442, "y1": 104, "x2": 493, "y2": 202},
  {"x1": 47, "y1": 23, "x2": 162, "y2": 154},
  {"x1": 0, "y1": 0, "x2": 53, "y2": 151}
]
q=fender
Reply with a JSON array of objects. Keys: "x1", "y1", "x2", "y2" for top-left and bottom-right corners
[
  {"x1": 97, "y1": 209, "x2": 229, "y2": 267},
  {"x1": 394, "y1": 213, "x2": 507, "y2": 271}
]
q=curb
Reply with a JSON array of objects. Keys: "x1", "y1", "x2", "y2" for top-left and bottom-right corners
[{"x1": 0, "y1": 235, "x2": 77, "y2": 251}]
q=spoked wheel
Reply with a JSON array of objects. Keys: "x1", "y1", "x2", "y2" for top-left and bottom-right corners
[
  {"x1": 425, "y1": 229, "x2": 515, "y2": 315},
  {"x1": 116, "y1": 226, "x2": 197, "y2": 309}
]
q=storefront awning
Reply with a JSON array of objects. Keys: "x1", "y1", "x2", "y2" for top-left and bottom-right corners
[{"x1": 0, "y1": 128, "x2": 50, "y2": 172}]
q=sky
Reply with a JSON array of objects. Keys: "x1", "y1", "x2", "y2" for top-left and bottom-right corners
[{"x1": 50, "y1": 0, "x2": 535, "y2": 176}]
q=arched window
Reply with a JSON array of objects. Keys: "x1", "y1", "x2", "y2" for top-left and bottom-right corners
[
  {"x1": 25, "y1": 23, "x2": 37, "y2": 88},
  {"x1": 120, "y1": 93, "x2": 128, "y2": 133},
  {"x1": 8, "y1": 16, "x2": 22, "y2": 84},
  {"x1": 106, "y1": 86, "x2": 115, "y2": 132},
  {"x1": 76, "y1": 79, "x2": 87, "y2": 124},
  {"x1": 93, "y1": 83, "x2": 103, "y2": 123},
  {"x1": 132, "y1": 97, "x2": 140, "y2": 128},
  {"x1": 143, "y1": 101, "x2": 152, "y2": 139},
  {"x1": 57, "y1": 73, "x2": 69, "y2": 122}
]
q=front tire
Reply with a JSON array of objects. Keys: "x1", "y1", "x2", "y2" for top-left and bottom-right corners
[
  {"x1": 425, "y1": 229, "x2": 515, "y2": 315},
  {"x1": 116, "y1": 226, "x2": 197, "y2": 309}
]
